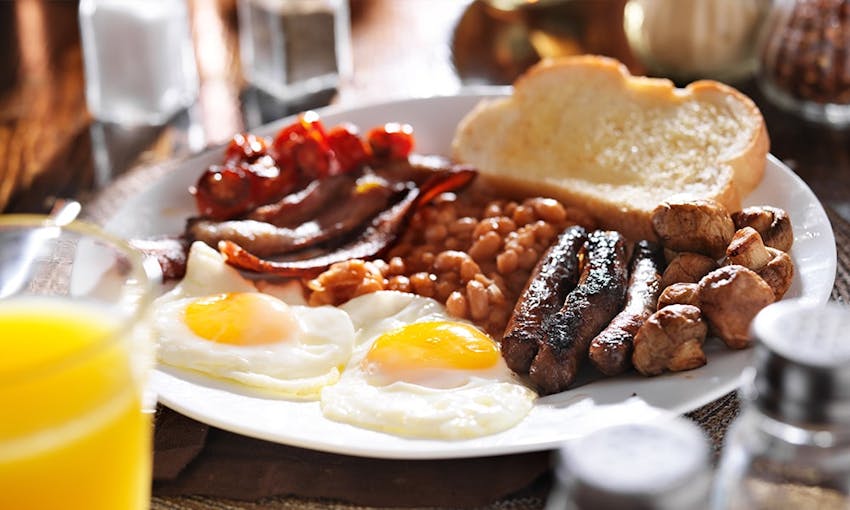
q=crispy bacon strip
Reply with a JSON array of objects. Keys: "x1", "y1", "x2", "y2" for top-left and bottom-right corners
[{"x1": 219, "y1": 168, "x2": 476, "y2": 277}]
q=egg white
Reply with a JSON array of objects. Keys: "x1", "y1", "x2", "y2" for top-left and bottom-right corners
[
  {"x1": 151, "y1": 242, "x2": 355, "y2": 399},
  {"x1": 321, "y1": 291, "x2": 536, "y2": 439}
]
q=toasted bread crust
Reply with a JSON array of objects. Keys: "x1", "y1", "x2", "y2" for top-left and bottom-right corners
[{"x1": 452, "y1": 56, "x2": 769, "y2": 242}]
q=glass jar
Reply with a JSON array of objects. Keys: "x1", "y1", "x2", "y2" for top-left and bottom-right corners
[
  {"x1": 623, "y1": 0, "x2": 771, "y2": 83},
  {"x1": 712, "y1": 300, "x2": 850, "y2": 510},
  {"x1": 552, "y1": 417, "x2": 712, "y2": 509},
  {"x1": 758, "y1": 0, "x2": 850, "y2": 127}
]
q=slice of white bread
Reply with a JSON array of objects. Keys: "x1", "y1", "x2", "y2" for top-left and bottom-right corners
[{"x1": 451, "y1": 55, "x2": 769, "y2": 241}]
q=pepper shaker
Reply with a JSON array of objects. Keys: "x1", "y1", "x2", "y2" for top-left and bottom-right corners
[
  {"x1": 237, "y1": 0, "x2": 352, "y2": 102},
  {"x1": 758, "y1": 0, "x2": 850, "y2": 127},
  {"x1": 712, "y1": 299, "x2": 850, "y2": 509}
]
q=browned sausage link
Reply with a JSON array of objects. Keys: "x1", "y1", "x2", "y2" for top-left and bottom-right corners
[
  {"x1": 187, "y1": 183, "x2": 396, "y2": 258},
  {"x1": 588, "y1": 240, "x2": 664, "y2": 376},
  {"x1": 529, "y1": 230, "x2": 629, "y2": 395},
  {"x1": 501, "y1": 226, "x2": 587, "y2": 374},
  {"x1": 247, "y1": 176, "x2": 347, "y2": 227}
]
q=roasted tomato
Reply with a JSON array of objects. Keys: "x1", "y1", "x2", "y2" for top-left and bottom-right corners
[
  {"x1": 191, "y1": 164, "x2": 253, "y2": 220},
  {"x1": 326, "y1": 123, "x2": 371, "y2": 174},
  {"x1": 224, "y1": 133, "x2": 269, "y2": 164},
  {"x1": 245, "y1": 155, "x2": 299, "y2": 206},
  {"x1": 270, "y1": 111, "x2": 331, "y2": 178},
  {"x1": 293, "y1": 136, "x2": 337, "y2": 181},
  {"x1": 367, "y1": 122, "x2": 414, "y2": 160},
  {"x1": 192, "y1": 156, "x2": 299, "y2": 220}
]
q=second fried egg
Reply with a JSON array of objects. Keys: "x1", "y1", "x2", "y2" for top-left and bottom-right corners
[{"x1": 321, "y1": 291, "x2": 536, "y2": 439}]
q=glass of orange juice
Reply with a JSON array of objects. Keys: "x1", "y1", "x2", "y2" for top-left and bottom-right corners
[{"x1": 0, "y1": 214, "x2": 160, "y2": 510}]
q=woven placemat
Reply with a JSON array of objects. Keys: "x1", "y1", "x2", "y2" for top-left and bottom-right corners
[{"x1": 86, "y1": 161, "x2": 850, "y2": 510}]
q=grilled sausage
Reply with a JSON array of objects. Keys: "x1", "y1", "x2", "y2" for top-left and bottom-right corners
[
  {"x1": 588, "y1": 240, "x2": 664, "y2": 376},
  {"x1": 529, "y1": 230, "x2": 629, "y2": 394},
  {"x1": 501, "y1": 226, "x2": 587, "y2": 374}
]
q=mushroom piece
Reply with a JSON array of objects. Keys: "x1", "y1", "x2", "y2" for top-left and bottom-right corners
[
  {"x1": 658, "y1": 282, "x2": 700, "y2": 308},
  {"x1": 732, "y1": 206, "x2": 794, "y2": 252},
  {"x1": 661, "y1": 252, "x2": 718, "y2": 288},
  {"x1": 632, "y1": 304, "x2": 708, "y2": 376},
  {"x1": 724, "y1": 227, "x2": 795, "y2": 299},
  {"x1": 651, "y1": 197, "x2": 735, "y2": 259},
  {"x1": 759, "y1": 248, "x2": 794, "y2": 300},
  {"x1": 698, "y1": 265, "x2": 775, "y2": 349}
]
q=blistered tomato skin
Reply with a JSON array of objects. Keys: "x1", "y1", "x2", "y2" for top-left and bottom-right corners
[
  {"x1": 326, "y1": 124, "x2": 372, "y2": 174},
  {"x1": 192, "y1": 164, "x2": 253, "y2": 220},
  {"x1": 246, "y1": 156, "x2": 298, "y2": 206},
  {"x1": 367, "y1": 123, "x2": 414, "y2": 160},
  {"x1": 224, "y1": 133, "x2": 269, "y2": 164},
  {"x1": 271, "y1": 113, "x2": 328, "y2": 162},
  {"x1": 293, "y1": 136, "x2": 336, "y2": 181}
]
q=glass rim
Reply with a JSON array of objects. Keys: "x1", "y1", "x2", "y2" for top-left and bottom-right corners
[{"x1": 0, "y1": 214, "x2": 161, "y2": 385}]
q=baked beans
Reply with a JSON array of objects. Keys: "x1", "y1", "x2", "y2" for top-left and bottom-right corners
[{"x1": 306, "y1": 192, "x2": 584, "y2": 338}]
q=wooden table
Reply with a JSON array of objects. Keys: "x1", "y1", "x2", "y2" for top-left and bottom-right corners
[{"x1": 2, "y1": 1, "x2": 849, "y2": 509}]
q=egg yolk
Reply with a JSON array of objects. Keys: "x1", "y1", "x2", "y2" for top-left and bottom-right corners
[
  {"x1": 184, "y1": 292, "x2": 299, "y2": 346},
  {"x1": 364, "y1": 321, "x2": 500, "y2": 377}
]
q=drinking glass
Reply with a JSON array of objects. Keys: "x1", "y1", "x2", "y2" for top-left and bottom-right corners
[{"x1": 0, "y1": 215, "x2": 160, "y2": 510}]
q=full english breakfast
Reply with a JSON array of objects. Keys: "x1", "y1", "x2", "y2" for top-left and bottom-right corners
[{"x1": 138, "y1": 56, "x2": 796, "y2": 437}]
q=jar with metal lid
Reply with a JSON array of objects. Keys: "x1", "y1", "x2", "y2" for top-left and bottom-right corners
[
  {"x1": 712, "y1": 299, "x2": 850, "y2": 510},
  {"x1": 758, "y1": 0, "x2": 850, "y2": 127},
  {"x1": 549, "y1": 417, "x2": 712, "y2": 510}
]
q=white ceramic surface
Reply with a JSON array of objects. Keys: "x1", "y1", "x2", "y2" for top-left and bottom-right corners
[{"x1": 104, "y1": 91, "x2": 837, "y2": 459}]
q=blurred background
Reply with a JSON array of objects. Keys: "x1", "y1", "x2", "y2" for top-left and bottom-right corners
[{"x1": 1, "y1": 0, "x2": 848, "y2": 221}]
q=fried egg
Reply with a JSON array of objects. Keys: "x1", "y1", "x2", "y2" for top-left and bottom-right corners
[
  {"x1": 152, "y1": 242, "x2": 355, "y2": 399},
  {"x1": 321, "y1": 291, "x2": 536, "y2": 439}
]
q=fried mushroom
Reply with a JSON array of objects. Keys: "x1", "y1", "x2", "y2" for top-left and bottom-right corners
[
  {"x1": 661, "y1": 252, "x2": 718, "y2": 288},
  {"x1": 658, "y1": 282, "x2": 700, "y2": 308},
  {"x1": 698, "y1": 265, "x2": 775, "y2": 349},
  {"x1": 651, "y1": 197, "x2": 735, "y2": 259},
  {"x1": 632, "y1": 304, "x2": 708, "y2": 376},
  {"x1": 759, "y1": 248, "x2": 794, "y2": 300},
  {"x1": 725, "y1": 227, "x2": 794, "y2": 299},
  {"x1": 732, "y1": 206, "x2": 793, "y2": 252}
]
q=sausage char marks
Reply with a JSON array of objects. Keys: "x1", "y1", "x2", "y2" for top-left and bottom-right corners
[
  {"x1": 527, "y1": 230, "x2": 629, "y2": 395},
  {"x1": 588, "y1": 240, "x2": 664, "y2": 376},
  {"x1": 501, "y1": 228, "x2": 630, "y2": 394},
  {"x1": 501, "y1": 226, "x2": 588, "y2": 374}
]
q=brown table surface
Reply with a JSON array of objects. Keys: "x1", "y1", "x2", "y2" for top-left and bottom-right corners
[{"x1": 2, "y1": 1, "x2": 849, "y2": 509}]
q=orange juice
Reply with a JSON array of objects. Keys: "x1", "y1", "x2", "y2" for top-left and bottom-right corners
[{"x1": 0, "y1": 298, "x2": 152, "y2": 510}]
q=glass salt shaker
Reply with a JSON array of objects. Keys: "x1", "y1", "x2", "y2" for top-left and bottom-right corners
[
  {"x1": 237, "y1": 0, "x2": 352, "y2": 102},
  {"x1": 712, "y1": 299, "x2": 850, "y2": 510},
  {"x1": 758, "y1": 0, "x2": 850, "y2": 127},
  {"x1": 549, "y1": 417, "x2": 712, "y2": 510},
  {"x1": 79, "y1": 0, "x2": 199, "y2": 126}
]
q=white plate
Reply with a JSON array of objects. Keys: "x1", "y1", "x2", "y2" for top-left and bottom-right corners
[{"x1": 104, "y1": 90, "x2": 837, "y2": 459}]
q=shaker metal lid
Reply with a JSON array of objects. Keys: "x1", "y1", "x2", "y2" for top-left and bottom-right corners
[
  {"x1": 750, "y1": 299, "x2": 850, "y2": 424},
  {"x1": 554, "y1": 417, "x2": 711, "y2": 510}
]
